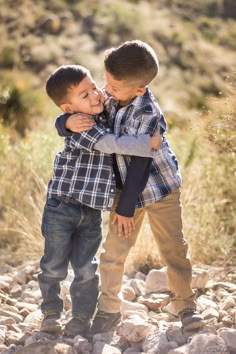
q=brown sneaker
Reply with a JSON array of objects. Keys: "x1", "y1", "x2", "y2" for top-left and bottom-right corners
[
  {"x1": 179, "y1": 309, "x2": 205, "y2": 331},
  {"x1": 89, "y1": 310, "x2": 121, "y2": 336},
  {"x1": 64, "y1": 315, "x2": 91, "y2": 337},
  {"x1": 40, "y1": 312, "x2": 62, "y2": 334}
]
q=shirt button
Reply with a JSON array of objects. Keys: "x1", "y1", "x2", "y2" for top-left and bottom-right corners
[
  {"x1": 112, "y1": 174, "x2": 115, "y2": 177},
  {"x1": 111, "y1": 189, "x2": 114, "y2": 192}
]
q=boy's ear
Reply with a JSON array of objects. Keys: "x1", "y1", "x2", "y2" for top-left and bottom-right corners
[
  {"x1": 60, "y1": 103, "x2": 73, "y2": 114},
  {"x1": 136, "y1": 87, "x2": 146, "y2": 96}
]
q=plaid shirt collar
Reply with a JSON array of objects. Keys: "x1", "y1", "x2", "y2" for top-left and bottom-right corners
[{"x1": 104, "y1": 88, "x2": 161, "y2": 133}]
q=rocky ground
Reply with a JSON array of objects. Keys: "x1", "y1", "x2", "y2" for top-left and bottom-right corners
[{"x1": 0, "y1": 262, "x2": 235, "y2": 354}]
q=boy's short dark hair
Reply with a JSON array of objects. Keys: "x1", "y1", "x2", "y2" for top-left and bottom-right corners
[
  {"x1": 104, "y1": 40, "x2": 159, "y2": 87},
  {"x1": 46, "y1": 64, "x2": 89, "y2": 106}
]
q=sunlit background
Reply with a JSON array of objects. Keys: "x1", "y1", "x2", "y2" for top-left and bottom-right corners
[{"x1": 0, "y1": 0, "x2": 235, "y2": 271}]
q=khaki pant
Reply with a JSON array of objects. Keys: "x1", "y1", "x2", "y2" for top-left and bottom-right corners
[{"x1": 98, "y1": 188, "x2": 196, "y2": 315}]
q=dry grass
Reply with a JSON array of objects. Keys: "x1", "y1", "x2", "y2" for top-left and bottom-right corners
[
  {"x1": 0, "y1": 119, "x2": 63, "y2": 264},
  {"x1": 0, "y1": 0, "x2": 235, "y2": 268},
  {"x1": 123, "y1": 78, "x2": 236, "y2": 272},
  {"x1": 0, "y1": 88, "x2": 235, "y2": 268}
]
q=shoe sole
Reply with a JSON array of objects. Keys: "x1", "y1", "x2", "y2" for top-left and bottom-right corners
[
  {"x1": 182, "y1": 320, "x2": 205, "y2": 331},
  {"x1": 40, "y1": 325, "x2": 63, "y2": 334},
  {"x1": 88, "y1": 316, "x2": 121, "y2": 337}
]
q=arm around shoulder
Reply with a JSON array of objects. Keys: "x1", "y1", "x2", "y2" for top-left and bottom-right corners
[{"x1": 94, "y1": 134, "x2": 157, "y2": 157}]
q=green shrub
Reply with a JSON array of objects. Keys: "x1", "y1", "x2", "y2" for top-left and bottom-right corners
[
  {"x1": 0, "y1": 45, "x2": 18, "y2": 68},
  {"x1": 0, "y1": 72, "x2": 43, "y2": 136}
]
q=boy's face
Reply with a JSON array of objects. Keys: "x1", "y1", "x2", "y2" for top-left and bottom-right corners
[
  {"x1": 104, "y1": 70, "x2": 146, "y2": 106},
  {"x1": 60, "y1": 74, "x2": 104, "y2": 115}
]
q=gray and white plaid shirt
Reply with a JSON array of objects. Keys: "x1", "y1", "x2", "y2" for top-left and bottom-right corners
[
  {"x1": 47, "y1": 115, "x2": 116, "y2": 210},
  {"x1": 105, "y1": 88, "x2": 182, "y2": 208}
]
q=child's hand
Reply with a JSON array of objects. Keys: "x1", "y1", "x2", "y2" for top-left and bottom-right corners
[
  {"x1": 150, "y1": 130, "x2": 163, "y2": 150},
  {"x1": 112, "y1": 213, "x2": 135, "y2": 238},
  {"x1": 65, "y1": 113, "x2": 95, "y2": 132}
]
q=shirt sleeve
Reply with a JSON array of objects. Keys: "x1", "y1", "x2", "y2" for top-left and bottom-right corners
[
  {"x1": 55, "y1": 113, "x2": 106, "y2": 152},
  {"x1": 115, "y1": 156, "x2": 152, "y2": 217},
  {"x1": 65, "y1": 127, "x2": 106, "y2": 152},
  {"x1": 55, "y1": 113, "x2": 158, "y2": 157},
  {"x1": 94, "y1": 134, "x2": 157, "y2": 157},
  {"x1": 55, "y1": 113, "x2": 72, "y2": 136}
]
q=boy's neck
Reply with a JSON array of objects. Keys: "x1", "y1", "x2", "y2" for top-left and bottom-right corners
[{"x1": 118, "y1": 96, "x2": 136, "y2": 107}]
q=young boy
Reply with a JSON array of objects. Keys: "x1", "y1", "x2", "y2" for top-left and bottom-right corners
[
  {"x1": 39, "y1": 64, "x2": 160, "y2": 337},
  {"x1": 60, "y1": 41, "x2": 205, "y2": 335}
]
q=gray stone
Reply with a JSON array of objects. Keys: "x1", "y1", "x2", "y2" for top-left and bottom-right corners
[
  {"x1": 218, "y1": 328, "x2": 236, "y2": 353},
  {"x1": 188, "y1": 333, "x2": 230, "y2": 354},
  {"x1": 91, "y1": 341, "x2": 122, "y2": 354}
]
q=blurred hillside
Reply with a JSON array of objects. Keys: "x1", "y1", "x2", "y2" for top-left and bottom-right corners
[
  {"x1": 0, "y1": 0, "x2": 235, "y2": 267},
  {"x1": 1, "y1": 0, "x2": 236, "y2": 129}
]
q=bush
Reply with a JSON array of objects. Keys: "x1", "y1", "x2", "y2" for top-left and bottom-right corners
[
  {"x1": 0, "y1": 44, "x2": 18, "y2": 68},
  {"x1": 0, "y1": 72, "x2": 43, "y2": 136}
]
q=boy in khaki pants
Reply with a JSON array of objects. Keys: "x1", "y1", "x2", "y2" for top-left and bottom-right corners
[{"x1": 58, "y1": 40, "x2": 205, "y2": 336}]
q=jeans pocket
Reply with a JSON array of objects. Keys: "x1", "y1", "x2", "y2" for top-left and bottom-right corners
[{"x1": 46, "y1": 198, "x2": 62, "y2": 209}]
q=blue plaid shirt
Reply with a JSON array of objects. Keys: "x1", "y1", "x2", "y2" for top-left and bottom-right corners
[
  {"x1": 47, "y1": 114, "x2": 116, "y2": 210},
  {"x1": 105, "y1": 88, "x2": 182, "y2": 208}
]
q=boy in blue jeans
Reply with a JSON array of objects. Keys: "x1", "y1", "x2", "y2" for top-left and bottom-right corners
[
  {"x1": 60, "y1": 40, "x2": 205, "y2": 335},
  {"x1": 39, "y1": 64, "x2": 160, "y2": 337}
]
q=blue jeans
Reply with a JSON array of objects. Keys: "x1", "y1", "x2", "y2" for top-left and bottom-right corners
[{"x1": 38, "y1": 197, "x2": 102, "y2": 319}]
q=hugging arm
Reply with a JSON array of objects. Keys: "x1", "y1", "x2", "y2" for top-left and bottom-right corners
[
  {"x1": 55, "y1": 114, "x2": 161, "y2": 156},
  {"x1": 113, "y1": 109, "x2": 163, "y2": 237},
  {"x1": 112, "y1": 156, "x2": 152, "y2": 237}
]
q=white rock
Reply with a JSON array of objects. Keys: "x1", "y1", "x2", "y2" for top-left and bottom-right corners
[
  {"x1": 148, "y1": 310, "x2": 177, "y2": 322},
  {"x1": 91, "y1": 341, "x2": 121, "y2": 354},
  {"x1": 145, "y1": 268, "x2": 168, "y2": 294},
  {"x1": 221, "y1": 296, "x2": 235, "y2": 311},
  {"x1": 15, "y1": 341, "x2": 73, "y2": 353},
  {"x1": 122, "y1": 285, "x2": 136, "y2": 302},
  {"x1": 135, "y1": 272, "x2": 146, "y2": 281},
  {"x1": 15, "y1": 302, "x2": 38, "y2": 312},
  {"x1": 0, "y1": 325, "x2": 6, "y2": 345},
  {"x1": 197, "y1": 295, "x2": 218, "y2": 311},
  {"x1": 117, "y1": 317, "x2": 152, "y2": 342},
  {"x1": 121, "y1": 299, "x2": 148, "y2": 318},
  {"x1": 137, "y1": 293, "x2": 170, "y2": 311},
  {"x1": 188, "y1": 333, "x2": 229, "y2": 354},
  {"x1": 123, "y1": 310, "x2": 149, "y2": 321},
  {"x1": 168, "y1": 344, "x2": 191, "y2": 353},
  {"x1": 191, "y1": 268, "x2": 209, "y2": 289},
  {"x1": 0, "y1": 275, "x2": 12, "y2": 289},
  {"x1": 128, "y1": 279, "x2": 146, "y2": 296},
  {"x1": 23, "y1": 309, "x2": 42, "y2": 328},
  {"x1": 10, "y1": 284, "x2": 22, "y2": 298},
  {"x1": 0, "y1": 309, "x2": 23, "y2": 323},
  {"x1": 202, "y1": 307, "x2": 219, "y2": 320}
]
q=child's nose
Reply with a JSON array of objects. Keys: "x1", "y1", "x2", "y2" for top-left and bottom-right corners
[
  {"x1": 91, "y1": 90, "x2": 100, "y2": 104},
  {"x1": 91, "y1": 90, "x2": 99, "y2": 101}
]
